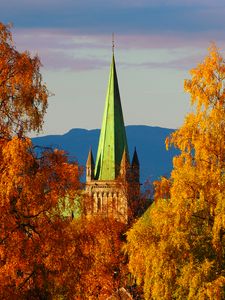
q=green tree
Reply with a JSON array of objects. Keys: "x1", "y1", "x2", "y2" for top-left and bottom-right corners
[{"x1": 125, "y1": 45, "x2": 225, "y2": 299}]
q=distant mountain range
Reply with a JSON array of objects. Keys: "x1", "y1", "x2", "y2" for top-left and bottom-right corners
[{"x1": 32, "y1": 125, "x2": 179, "y2": 183}]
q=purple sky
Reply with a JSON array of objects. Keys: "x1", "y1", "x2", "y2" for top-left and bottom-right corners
[{"x1": 1, "y1": 0, "x2": 224, "y2": 135}]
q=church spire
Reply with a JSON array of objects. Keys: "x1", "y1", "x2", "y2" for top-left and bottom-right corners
[
  {"x1": 94, "y1": 53, "x2": 129, "y2": 180},
  {"x1": 85, "y1": 45, "x2": 140, "y2": 223}
]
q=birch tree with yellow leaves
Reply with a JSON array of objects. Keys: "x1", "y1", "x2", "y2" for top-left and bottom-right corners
[{"x1": 126, "y1": 45, "x2": 225, "y2": 299}]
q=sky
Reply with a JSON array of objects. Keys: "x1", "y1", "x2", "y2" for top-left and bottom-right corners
[{"x1": 1, "y1": 0, "x2": 225, "y2": 136}]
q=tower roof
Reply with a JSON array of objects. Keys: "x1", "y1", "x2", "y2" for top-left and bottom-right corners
[
  {"x1": 94, "y1": 54, "x2": 129, "y2": 180},
  {"x1": 121, "y1": 148, "x2": 130, "y2": 168},
  {"x1": 86, "y1": 148, "x2": 95, "y2": 167},
  {"x1": 132, "y1": 147, "x2": 139, "y2": 167}
]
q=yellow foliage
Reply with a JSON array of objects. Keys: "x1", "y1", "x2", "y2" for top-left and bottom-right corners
[{"x1": 125, "y1": 44, "x2": 225, "y2": 299}]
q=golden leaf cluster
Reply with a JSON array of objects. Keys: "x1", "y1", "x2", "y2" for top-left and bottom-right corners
[{"x1": 125, "y1": 45, "x2": 225, "y2": 299}]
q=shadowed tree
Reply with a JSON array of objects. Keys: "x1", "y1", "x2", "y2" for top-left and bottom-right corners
[{"x1": 0, "y1": 138, "x2": 81, "y2": 299}]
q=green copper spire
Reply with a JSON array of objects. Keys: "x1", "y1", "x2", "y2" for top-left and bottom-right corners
[{"x1": 94, "y1": 54, "x2": 129, "y2": 180}]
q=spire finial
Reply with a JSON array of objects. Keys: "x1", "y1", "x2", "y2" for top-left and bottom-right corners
[{"x1": 112, "y1": 33, "x2": 115, "y2": 54}]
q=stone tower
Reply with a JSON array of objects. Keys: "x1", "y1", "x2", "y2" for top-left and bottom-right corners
[{"x1": 85, "y1": 53, "x2": 140, "y2": 223}]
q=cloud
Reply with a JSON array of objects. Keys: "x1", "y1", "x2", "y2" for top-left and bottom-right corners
[
  {"x1": 131, "y1": 53, "x2": 204, "y2": 71},
  {"x1": 14, "y1": 28, "x2": 225, "y2": 52},
  {"x1": 13, "y1": 29, "x2": 109, "y2": 52},
  {"x1": 1, "y1": 1, "x2": 225, "y2": 37},
  {"x1": 12, "y1": 28, "x2": 221, "y2": 72},
  {"x1": 41, "y1": 51, "x2": 108, "y2": 71}
]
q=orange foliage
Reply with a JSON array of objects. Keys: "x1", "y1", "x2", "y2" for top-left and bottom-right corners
[
  {"x1": 0, "y1": 22, "x2": 139, "y2": 299},
  {"x1": 0, "y1": 23, "x2": 88, "y2": 299},
  {"x1": 62, "y1": 217, "x2": 128, "y2": 300},
  {"x1": 0, "y1": 23, "x2": 48, "y2": 138},
  {"x1": 0, "y1": 138, "x2": 81, "y2": 299}
]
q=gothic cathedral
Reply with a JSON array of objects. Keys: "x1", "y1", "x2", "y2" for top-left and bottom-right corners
[{"x1": 85, "y1": 53, "x2": 140, "y2": 223}]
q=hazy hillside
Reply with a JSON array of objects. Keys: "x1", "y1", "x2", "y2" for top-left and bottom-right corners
[{"x1": 32, "y1": 125, "x2": 178, "y2": 183}]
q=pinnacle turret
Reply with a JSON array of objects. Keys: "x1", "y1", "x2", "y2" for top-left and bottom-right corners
[
  {"x1": 86, "y1": 148, "x2": 95, "y2": 182},
  {"x1": 86, "y1": 148, "x2": 95, "y2": 167},
  {"x1": 120, "y1": 149, "x2": 130, "y2": 179},
  {"x1": 131, "y1": 147, "x2": 139, "y2": 167},
  {"x1": 131, "y1": 147, "x2": 140, "y2": 183}
]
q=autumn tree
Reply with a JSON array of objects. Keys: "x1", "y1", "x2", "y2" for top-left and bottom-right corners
[
  {"x1": 0, "y1": 137, "x2": 81, "y2": 299},
  {"x1": 0, "y1": 22, "x2": 48, "y2": 138},
  {"x1": 125, "y1": 45, "x2": 225, "y2": 299},
  {"x1": 0, "y1": 23, "x2": 83, "y2": 299},
  {"x1": 61, "y1": 217, "x2": 128, "y2": 300}
]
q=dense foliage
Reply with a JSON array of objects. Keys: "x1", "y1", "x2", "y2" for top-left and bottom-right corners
[
  {"x1": 67, "y1": 218, "x2": 128, "y2": 299},
  {"x1": 126, "y1": 45, "x2": 225, "y2": 299},
  {"x1": 0, "y1": 138, "x2": 81, "y2": 299},
  {"x1": 0, "y1": 22, "x2": 131, "y2": 299},
  {"x1": 0, "y1": 23, "x2": 81, "y2": 299},
  {"x1": 0, "y1": 23, "x2": 48, "y2": 138}
]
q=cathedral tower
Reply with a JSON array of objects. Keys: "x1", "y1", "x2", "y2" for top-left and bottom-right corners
[{"x1": 85, "y1": 52, "x2": 140, "y2": 223}]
